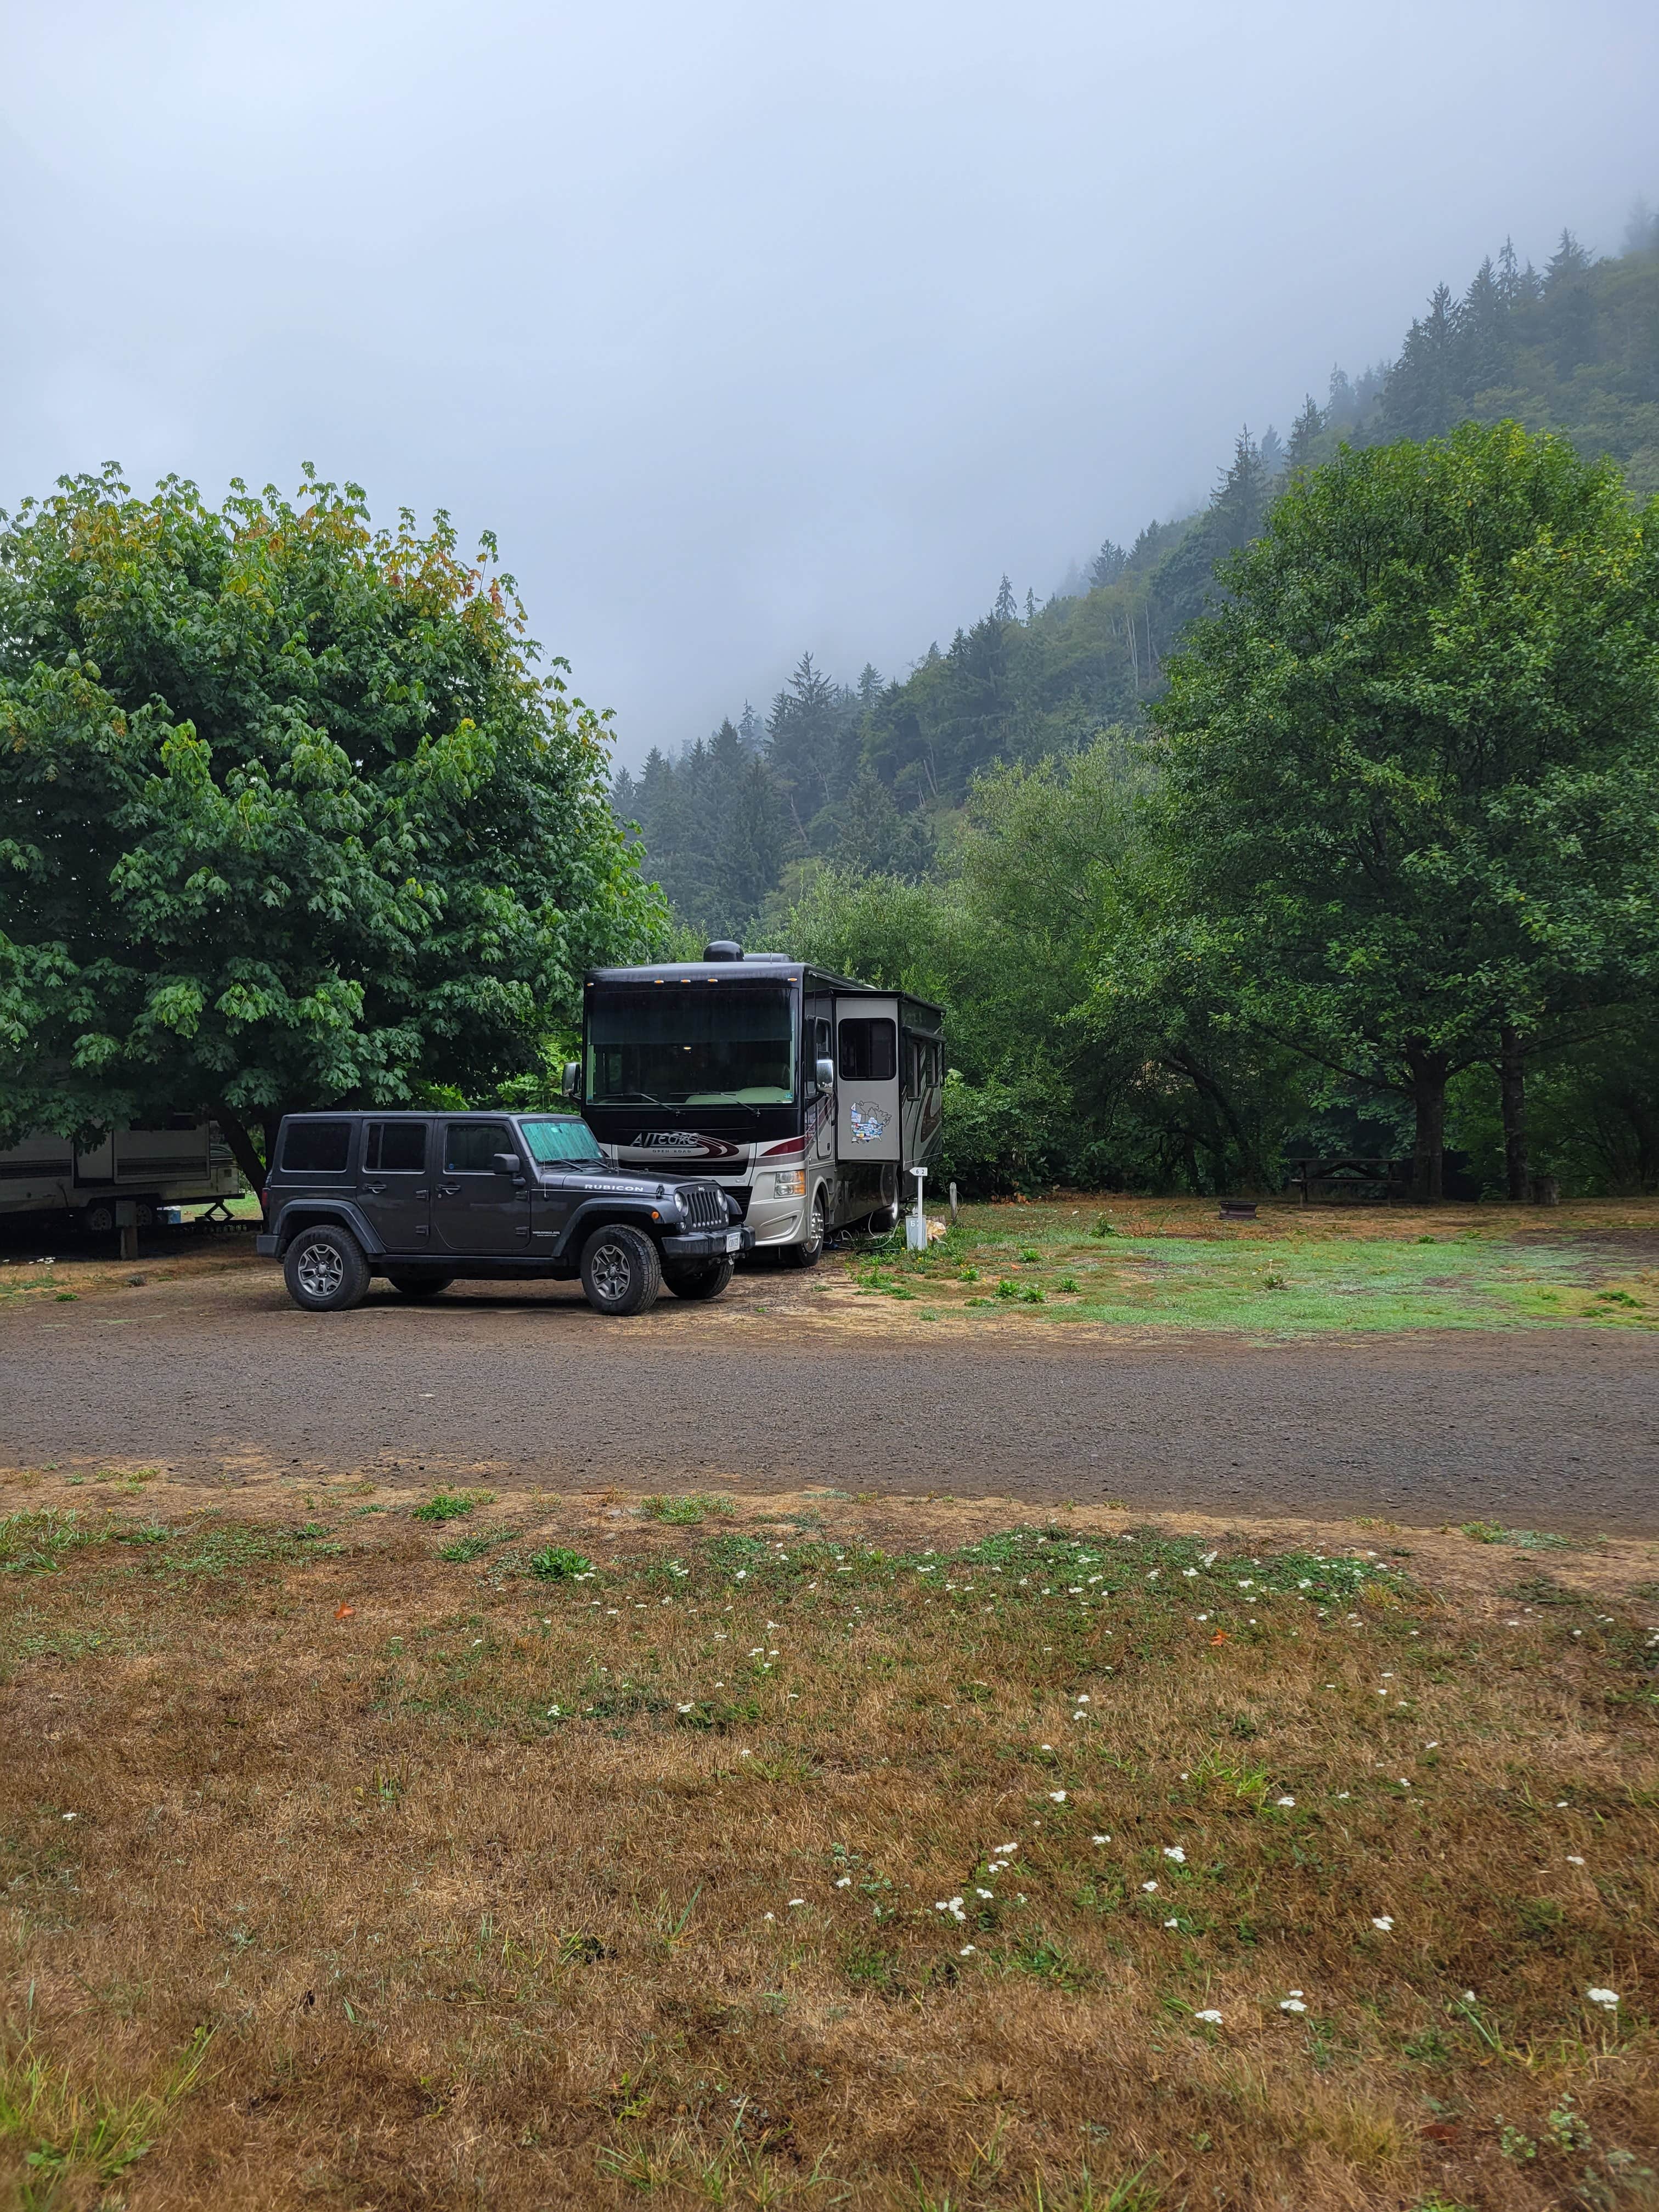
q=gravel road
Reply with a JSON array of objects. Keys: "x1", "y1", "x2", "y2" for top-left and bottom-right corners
[{"x1": 2, "y1": 1264, "x2": 1654, "y2": 1532}]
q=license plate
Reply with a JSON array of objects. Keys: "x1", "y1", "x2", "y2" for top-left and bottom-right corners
[{"x1": 725, "y1": 1231, "x2": 741, "y2": 1252}]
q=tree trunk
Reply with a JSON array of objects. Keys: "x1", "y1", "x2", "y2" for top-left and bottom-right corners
[
  {"x1": 1499, "y1": 1024, "x2": 1530, "y2": 1202},
  {"x1": 213, "y1": 1105, "x2": 271, "y2": 1218},
  {"x1": 1406, "y1": 1048, "x2": 1448, "y2": 1201}
]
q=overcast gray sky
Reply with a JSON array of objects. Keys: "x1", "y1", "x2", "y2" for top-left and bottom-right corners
[{"x1": 2, "y1": 1, "x2": 1655, "y2": 766}]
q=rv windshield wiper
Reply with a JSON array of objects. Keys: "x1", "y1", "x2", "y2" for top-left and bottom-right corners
[{"x1": 593, "y1": 1090, "x2": 665, "y2": 1105}]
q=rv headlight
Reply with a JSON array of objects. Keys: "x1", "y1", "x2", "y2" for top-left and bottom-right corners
[{"x1": 770, "y1": 1169, "x2": 807, "y2": 1199}]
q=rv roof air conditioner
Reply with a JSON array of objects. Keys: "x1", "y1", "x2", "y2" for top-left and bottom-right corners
[{"x1": 703, "y1": 940, "x2": 743, "y2": 961}]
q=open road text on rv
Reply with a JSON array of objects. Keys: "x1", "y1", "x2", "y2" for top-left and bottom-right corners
[{"x1": 575, "y1": 941, "x2": 944, "y2": 1265}]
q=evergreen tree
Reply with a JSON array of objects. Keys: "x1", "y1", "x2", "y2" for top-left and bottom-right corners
[
  {"x1": 993, "y1": 574, "x2": 1018, "y2": 623},
  {"x1": 1283, "y1": 394, "x2": 1325, "y2": 473},
  {"x1": 765, "y1": 651, "x2": 842, "y2": 836},
  {"x1": 1088, "y1": 539, "x2": 1128, "y2": 589}
]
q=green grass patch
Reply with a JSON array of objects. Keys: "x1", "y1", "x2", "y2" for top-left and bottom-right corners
[{"x1": 412, "y1": 1489, "x2": 493, "y2": 1523}]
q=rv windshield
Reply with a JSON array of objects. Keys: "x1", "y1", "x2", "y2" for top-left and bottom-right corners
[{"x1": 587, "y1": 984, "x2": 796, "y2": 1106}]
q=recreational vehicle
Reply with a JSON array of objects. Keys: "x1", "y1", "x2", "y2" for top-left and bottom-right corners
[
  {"x1": 573, "y1": 942, "x2": 945, "y2": 1265},
  {"x1": 0, "y1": 1120, "x2": 244, "y2": 1235}
]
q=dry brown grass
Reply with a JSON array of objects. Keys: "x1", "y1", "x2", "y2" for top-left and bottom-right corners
[{"x1": 2, "y1": 1482, "x2": 1656, "y2": 2210}]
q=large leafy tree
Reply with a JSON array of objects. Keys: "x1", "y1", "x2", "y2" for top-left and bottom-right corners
[
  {"x1": 0, "y1": 465, "x2": 664, "y2": 1190},
  {"x1": 1150, "y1": 421, "x2": 1659, "y2": 1197}
]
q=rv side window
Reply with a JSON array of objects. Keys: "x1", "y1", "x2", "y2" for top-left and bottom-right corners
[
  {"x1": 364, "y1": 1121, "x2": 427, "y2": 1173},
  {"x1": 281, "y1": 1121, "x2": 352, "y2": 1174},
  {"x1": 839, "y1": 1018, "x2": 896, "y2": 1084}
]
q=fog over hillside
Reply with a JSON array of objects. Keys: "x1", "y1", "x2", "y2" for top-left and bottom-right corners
[{"x1": 1, "y1": 1, "x2": 1655, "y2": 762}]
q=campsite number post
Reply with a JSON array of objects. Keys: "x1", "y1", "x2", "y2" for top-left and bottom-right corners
[{"x1": 906, "y1": 1167, "x2": 928, "y2": 1252}]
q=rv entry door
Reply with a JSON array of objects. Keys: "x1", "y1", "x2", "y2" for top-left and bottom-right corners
[{"x1": 834, "y1": 998, "x2": 900, "y2": 1163}]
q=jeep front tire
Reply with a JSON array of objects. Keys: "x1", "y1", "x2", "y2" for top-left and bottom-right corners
[{"x1": 579, "y1": 1224, "x2": 663, "y2": 1316}]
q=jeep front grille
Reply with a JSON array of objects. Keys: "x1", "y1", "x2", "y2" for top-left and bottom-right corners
[{"x1": 679, "y1": 1181, "x2": 727, "y2": 1231}]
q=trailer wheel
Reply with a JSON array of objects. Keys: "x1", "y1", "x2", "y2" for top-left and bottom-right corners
[
  {"x1": 579, "y1": 1224, "x2": 662, "y2": 1316},
  {"x1": 386, "y1": 1272, "x2": 455, "y2": 1300},
  {"x1": 80, "y1": 1200, "x2": 116, "y2": 1237},
  {"x1": 777, "y1": 1189, "x2": 825, "y2": 1269},
  {"x1": 663, "y1": 1257, "x2": 735, "y2": 1301},
  {"x1": 283, "y1": 1224, "x2": 370, "y2": 1313}
]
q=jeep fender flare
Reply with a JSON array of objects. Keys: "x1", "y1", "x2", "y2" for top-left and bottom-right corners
[
  {"x1": 272, "y1": 1201, "x2": 387, "y2": 1257},
  {"x1": 558, "y1": 1199, "x2": 670, "y2": 1261}
]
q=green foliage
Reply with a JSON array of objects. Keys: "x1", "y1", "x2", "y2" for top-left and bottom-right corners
[
  {"x1": 413, "y1": 1491, "x2": 487, "y2": 1523},
  {"x1": 527, "y1": 1544, "x2": 594, "y2": 1581},
  {"x1": 1149, "y1": 421, "x2": 1659, "y2": 1196},
  {"x1": 0, "y1": 466, "x2": 665, "y2": 1181}
]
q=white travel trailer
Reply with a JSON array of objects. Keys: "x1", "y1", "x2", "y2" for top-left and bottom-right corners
[
  {"x1": 0, "y1": 1120, "x2": 244, "y2": 1234},
  {"x1": 574, "y1": 943, "x2": 945, "y2": 1265}
]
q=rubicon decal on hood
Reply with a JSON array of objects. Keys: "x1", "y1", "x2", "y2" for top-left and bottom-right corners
[{"x1": 624, "y1": 1132, "x2": 746, "y2": 1160}]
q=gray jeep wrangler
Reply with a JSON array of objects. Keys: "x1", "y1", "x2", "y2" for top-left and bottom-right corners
[{"x1": 256, "y1": 1110, "x2": 750, "y2": 1316}]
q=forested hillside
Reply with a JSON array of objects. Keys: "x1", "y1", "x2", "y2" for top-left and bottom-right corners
[
  {"x1": 611, "y1": 212, "x2": 1659, "y2": 1200},
  {"x1": 617, "y1": 211, "x2": 1659, "y2": 937}
]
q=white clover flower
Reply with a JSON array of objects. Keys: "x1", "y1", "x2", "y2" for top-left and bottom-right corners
[
  {"x1": 1092, "y1": 1834, "x2": 1110, "y2": 1845},
  {"x1": 1194, "y1": 2008, "x2": 1223, "y2": 2024},
  {"x1": 1276, "y1": 1796, "x2": 1295, "y2": 1808},
  {"x1": 975, "y1": 1888, "x2": 992, "y2": 1899},
  {"x1": 1049, "y1": 1791, "x2": 1067, "y2": 1803},
  {"x1": 960, "y1": 1944, "x2": 975, "y2": 1956},
  {"x1": 1371, "y1": 1915, "x2": 1393, "y2": 1932},
  {"x1": 1588, "y1": 1987, "x2": 1620, "y2": 2009},
  {"x1": 1141, "y1": 1880, "x2": 1158, "y2": 1893},
  {"x1": 1279, "y1": 1997, "x2": 1307, "y2": 2013},
  {"x1": 1164, "y1": 1916, "x2": 1178, "y2": 1927},
  {"x1": 1163, "y1": 1846, "x2": 1186, "y2": 1863}
]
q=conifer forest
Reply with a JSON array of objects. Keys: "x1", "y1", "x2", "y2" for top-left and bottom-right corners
[{"x1": 613, "y1": 216, "x2": 1659, "y2": 1199}]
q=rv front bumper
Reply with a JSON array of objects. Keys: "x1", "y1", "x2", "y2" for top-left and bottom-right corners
[
  {"x1": 662, "y1": 1227, "x2": 754, "y2": 1261},
  {"x1": 255, "y1": 1233, "x2": 278, "y2": 1257}
]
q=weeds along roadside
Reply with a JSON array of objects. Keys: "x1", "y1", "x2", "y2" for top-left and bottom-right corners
[{"x1": 1, "y1": 1496, "x2": 1656, "y2": 2209}]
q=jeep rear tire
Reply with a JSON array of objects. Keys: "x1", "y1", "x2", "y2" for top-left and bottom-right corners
[
  {"x1": 283, "y1": 1224, "x2": 370, "y2": 1313},
  {"x1": 386, "y1": 1272, "x2": 455, "y2": 1300},
  {"x1": 579, "y1": 1224, "x2": 662, "y2": 1316},
  {"x1": 663, "y1": 1256, "x2": 735, "y2": 1301}
]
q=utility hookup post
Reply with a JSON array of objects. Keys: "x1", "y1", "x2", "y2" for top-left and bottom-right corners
[
  {"x1": 906, "y1": 1167, "x2": 928, "y2": 1252},
  {"x1": 115, "y1": 1198, "x2": 138, "y2": 1265},
  {"x1": 948, "y1": 1180, "x2": 958, "y2": 1225}
]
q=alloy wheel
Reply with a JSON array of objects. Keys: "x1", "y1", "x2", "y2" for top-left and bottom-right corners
[
  {"x1": 590, "y1": 1240, "x2": 633, "y2": 1302},
  {"x1": 296, "y1": 1240, "x2": 345, "y2": 1300}
]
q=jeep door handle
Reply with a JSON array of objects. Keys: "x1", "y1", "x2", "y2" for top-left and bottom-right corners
[
  {"x1": 438, "y1": 1183, "x2": 460, "y2": 1198},
  {"x1": 363, "y1": 1182, "x2": 386, "y2": 1194}
]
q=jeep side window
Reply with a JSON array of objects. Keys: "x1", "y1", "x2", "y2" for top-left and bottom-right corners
[
  {"x1": 444, "y1": 1122, "x2": 515, "y2": 1175},
  {"x1": 364, "y1": 1121, "x2": 427, "y2": 1173},
  {"x1": 838, "y1": 1018, "x2": 895, "y2": 1084},
  {"x1": 281, "y1": 1120, "x2": 352, "y2": 1173}
]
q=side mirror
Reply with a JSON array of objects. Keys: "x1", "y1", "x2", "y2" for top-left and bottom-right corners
[
  {"x1": 816, "y1": 1056, "x2": 836, "y2": 1092},
  {"x1": 561, "y1": 1060, "x2": 580, "y2": 1099},
  {"x1": 491, "y1": 1152, "x2": 521, "y2": 1177}
]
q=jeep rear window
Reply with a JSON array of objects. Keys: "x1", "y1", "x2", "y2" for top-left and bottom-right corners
[
  {"x1": 519, "y1": 1117, "x2": 605, "y2": 1164},
  {"x1": 364, "y1": 1121, "x2": 427, "y2": 1172},
  {"x1": 280, "y1": 1120, "x2": 352, "y2": 1173}
]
